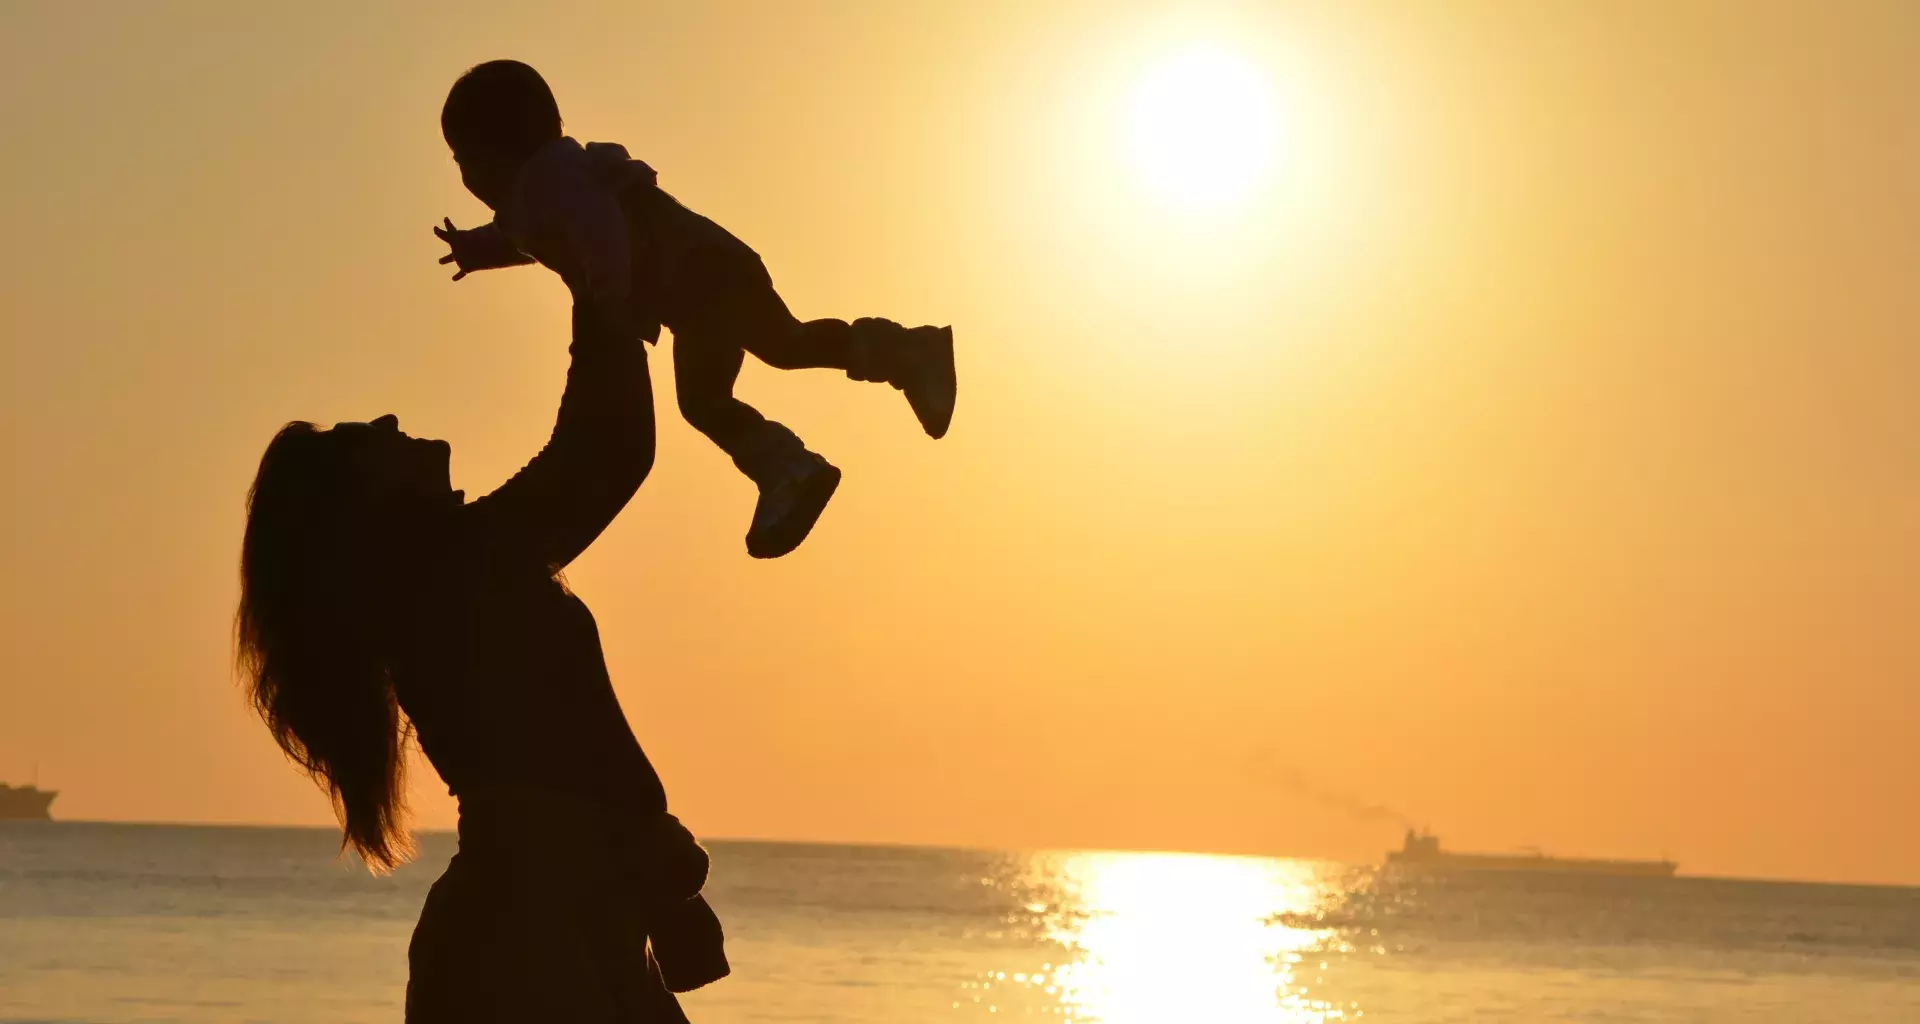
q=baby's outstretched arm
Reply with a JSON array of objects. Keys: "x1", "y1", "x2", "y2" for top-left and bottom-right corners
[{"x1": 434, "y1": 217, "x2": 536, "y2": 280}]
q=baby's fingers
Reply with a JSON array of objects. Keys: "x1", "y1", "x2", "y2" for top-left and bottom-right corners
[
  {"x1": 450, "y1": 268, "x2": 468, "y2": 282},
  {"x1": 439, "y1": 253, "x2": 457, "y2": 265}
]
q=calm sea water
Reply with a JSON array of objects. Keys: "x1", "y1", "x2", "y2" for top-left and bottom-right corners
[{"x1": 2, "y1": 822, "x2": 1917, "y2": 1023}]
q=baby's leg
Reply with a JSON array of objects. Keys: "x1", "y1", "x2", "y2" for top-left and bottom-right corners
[
  {"x1": 710, "y1": 268, "x2": 855, "y2": 372},
  {"x1": 701, "y1": 254, "x2": 894, "y2": 376},
  {"x1": 671, "y1": 272, "x2": 839, "y2": 559},
  {"x1": 729, "y1": 266, "x2": 957, "y2": 439},
  {"x1": 727, "y1": 288, "x2": 927, "y2": 382},
  {"x1": 671, "y1": 327, "x2": 803, "y2": 481},
  {"x1": 755, "y1": 317, "x2": 858, "y2": 370}
]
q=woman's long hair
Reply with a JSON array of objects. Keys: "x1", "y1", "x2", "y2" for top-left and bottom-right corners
[{"x1": 237, "y1": 422, "x2": 414, "y2": 870}]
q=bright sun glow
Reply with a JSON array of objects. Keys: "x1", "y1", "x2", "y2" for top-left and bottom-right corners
[{"x1": 1125, "y1": 48, "x2": 1282, "y2": 209}]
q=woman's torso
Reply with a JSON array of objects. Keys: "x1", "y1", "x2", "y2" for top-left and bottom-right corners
[{"x1": 389, "y1": 534, "x2": 667, "y2": 815}]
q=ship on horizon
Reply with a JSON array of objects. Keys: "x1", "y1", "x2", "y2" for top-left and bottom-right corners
[
  {"x1": 0, "y1": 782, "x2": 57, "y2": 821},
  {"x1": 1387, "y1": 829, "x2": 1676, "y2": 878}
]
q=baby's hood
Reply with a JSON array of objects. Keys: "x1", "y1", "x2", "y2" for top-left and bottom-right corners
[{"x1": 583, "y1": 140, "x2": 658, "y2": 191}]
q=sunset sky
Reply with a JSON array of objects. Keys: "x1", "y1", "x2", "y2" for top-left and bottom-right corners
[{"x1": 1, "y1": 1, "x2": 1915, "y2": 885}]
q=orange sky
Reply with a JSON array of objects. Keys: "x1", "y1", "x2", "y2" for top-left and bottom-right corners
[{"x1": 1, "y1": 0, "x2": 1916, "y2": 885}]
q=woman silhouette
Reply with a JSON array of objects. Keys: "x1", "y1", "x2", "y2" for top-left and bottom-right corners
[{"x1": 237, "y1": 305, "x2": 722, "y2": 1022}]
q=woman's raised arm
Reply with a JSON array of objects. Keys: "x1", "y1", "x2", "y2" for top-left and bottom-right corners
[{"x1": 461, "y1": 303, "x2": 655, "y2": 572}]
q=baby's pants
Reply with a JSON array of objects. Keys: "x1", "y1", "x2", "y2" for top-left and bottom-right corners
[{"x1": 664, "y1": 247, "x2": 861, "y2": 480}]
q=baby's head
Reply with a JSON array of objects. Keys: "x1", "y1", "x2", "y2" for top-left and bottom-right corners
[{"x1": 442, "y1": 60, "x2": 563, "y2": 209}]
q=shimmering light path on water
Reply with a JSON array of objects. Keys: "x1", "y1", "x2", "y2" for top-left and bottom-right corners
[
  {"x1": 1002, "y1": 853, "x2": 1351, "y2": 1021},
  {"x1": 5, "y1": 823, "x2": 1919, "y2": 1023}
]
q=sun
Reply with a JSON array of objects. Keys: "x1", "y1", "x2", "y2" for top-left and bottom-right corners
[{"x1": 1123, "y1": 48, "x2": 1281, "y2": 209}]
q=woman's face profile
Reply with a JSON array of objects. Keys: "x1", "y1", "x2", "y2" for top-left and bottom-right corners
[{"x1": 332, "y1": 414, "x2": 452, "y2": 503}]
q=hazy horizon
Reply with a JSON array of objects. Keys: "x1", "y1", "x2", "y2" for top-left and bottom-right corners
[
  {"x1": 15, "y1": 818, "x2": 1917, "y2": 893},
  {"x1": 3, "y1": 0, "x2": 1917, "y2": 887}
]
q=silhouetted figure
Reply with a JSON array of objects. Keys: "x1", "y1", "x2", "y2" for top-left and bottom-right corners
[
  {"x1": 435, "y1": 59, "x2": 957, "y2": 559},
  {"x1": 239, "y1": 305, "x2": 718, "y2": 1022}
]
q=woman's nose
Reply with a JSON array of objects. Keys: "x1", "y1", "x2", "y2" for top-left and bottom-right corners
[{"x1": 372, "y1": 414, "x2": 400, "y2": 432}]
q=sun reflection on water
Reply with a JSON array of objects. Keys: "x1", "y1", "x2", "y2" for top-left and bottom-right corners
[{"x1": 972, "y1": 851, "x2": 1362, "y2": 1022}]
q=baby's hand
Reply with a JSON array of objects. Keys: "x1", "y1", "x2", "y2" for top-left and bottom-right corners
[
  {"x1": 434, "y1": 218, "x2": 535, "y2": 279},
  {"x1": 434, "y1": 217, "x2": 476, "y2": 280}
]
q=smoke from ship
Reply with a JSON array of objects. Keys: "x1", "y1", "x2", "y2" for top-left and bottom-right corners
[{"x1": 1247, "y1": 755, "x2": 1414, "y2": 829}]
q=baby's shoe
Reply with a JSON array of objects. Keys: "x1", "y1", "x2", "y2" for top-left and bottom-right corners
[
  {"x1": 896, "y1": 325, "x2": 956, "y2": 439},
  {"x1": 850, "y1": 318, "x2": 956, "y2": 439},
  {"x1": 745, "y1": 449, "x2": 842, "y2": 559}
]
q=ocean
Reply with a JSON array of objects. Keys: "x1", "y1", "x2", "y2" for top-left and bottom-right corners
[{"x1": 2, "y1": 822, "x2": 1916, "y2": 1023}]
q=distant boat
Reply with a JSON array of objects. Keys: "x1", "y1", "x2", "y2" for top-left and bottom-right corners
[
  {"x1": 1386, "y1": 829, "x2": 1676, "y2": 878},
  {"x1": 0, "y1": 782, "x2": 57, "y2": 821}
]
